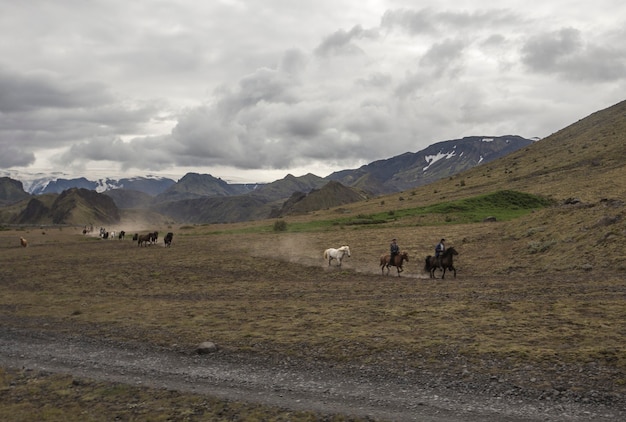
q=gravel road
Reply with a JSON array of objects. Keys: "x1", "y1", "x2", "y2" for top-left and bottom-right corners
[{"x1": 0, "y1": 327, "x2": 623, "y2": 421}]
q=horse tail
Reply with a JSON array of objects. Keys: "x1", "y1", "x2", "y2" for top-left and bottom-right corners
[
  {"x1": 424, "y1": 256, "x2": 432, "y2": 272},
  {"x1": 323, "y1": 250, "x2": 329, "y2": 260}
]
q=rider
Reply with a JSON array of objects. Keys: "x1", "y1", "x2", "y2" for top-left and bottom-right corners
[
  {"x1": 389, "y1": 238, "x2": 399, "y2": 266},
  {"x1": 435, "y1": 238, "x2": 446, "y2": 266}
]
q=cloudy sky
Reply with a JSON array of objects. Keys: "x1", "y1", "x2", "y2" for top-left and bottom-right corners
[{"x1": 1, "y1": 1, "x2": 625, "y2": 183}]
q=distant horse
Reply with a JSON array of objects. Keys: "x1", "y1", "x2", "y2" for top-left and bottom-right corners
[
  {"x1": 164, "y1": 232, "x2": 173, "y2": 247},
  {"x1": 323, "y1": 245, "x2": 351, "y2": 267},
  {"x1": 424, "y1": 247, "x2": 458, "y2": 279},
  {"x1": 118, "y1": 230, "x2": 125, "y2": 240},
  {"x1": 149, "y1": 231, "x2": 159, "y2": 244},
  {"x1": 132, "y1": 233, "x2": 138, "y2": 241},
  {"x1": 137, "y1": 234, "x2": 151, "y2": 247},
  {"x1": 20, "y1": 237, "x2": 28, "y2": 247},
  {"x1": 380, "y1": 251, "x2": 409, "y2": 277}
]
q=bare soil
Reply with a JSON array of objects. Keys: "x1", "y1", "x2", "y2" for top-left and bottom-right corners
[
  {"x1": 1, "y1": 227, "x2": 625, "y2": 421},
  {"x1": 1, "y1": 325, "x2": 624, "y2": 422}
]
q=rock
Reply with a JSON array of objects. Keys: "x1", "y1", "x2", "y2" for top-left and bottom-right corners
[
  {"x1": 483, "y1": 216, "x2": 497, "y2": 222},
  {"x1": 196, "y1": 341, "x2": 218, "y2": 354}
]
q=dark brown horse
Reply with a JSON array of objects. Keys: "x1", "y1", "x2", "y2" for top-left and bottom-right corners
[
  {"x1": 164, "y1": 232, "x2": 173, "y2": 247},
  {"x1": 424, "y1": 247, "x2": 458, "y2": 279},
  {"x1": 137, "y1": 234, "x2": 151, "y2": 247},
  {"x1": 380, "y1": 251, "x2": 409, "y2": 277}
]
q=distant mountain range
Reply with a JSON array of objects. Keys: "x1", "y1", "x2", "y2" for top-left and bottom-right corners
[
  {"x1": 327, "y1": 135, "x2": 535, "y2": 194},
  {"x1": 25, "y1": 175, "x2": 177, "y2": 196},
  {"x1": 0, "y1": 135, "x2": 534, "y2": 225}
]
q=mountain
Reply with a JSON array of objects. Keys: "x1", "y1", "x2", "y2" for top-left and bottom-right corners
[
  {"x1": 13, "y1": 188, "x2": 120, "y2": 226},
  {"x1": 0, "y1": 177, "x2": 31, "y2": 206},
  {"x1": 428, "y1": 101, "x2": 626, "y2": 203},
  {"x1": 28, "y1": 176, "x2": 98, "y2": 195},
  {"x1": 327, "y1": 135, "x2": 534, "y2": 194},
  {"x1": 24, "y1": 175, "x2": 176, "y2": 196},
  {"x1": 154, "y1": 194, "x2": 272, "y2": 224},
  {"x1": 104, "y1": 189, "x2": 154, "y2": 209},
  {"x1": 114, "y1": 176, "x2": 176, "y2": 195},
  {"x1": 152, "y1": 173, "x2": 329, "y2": 223},
  {"x1": 251, "y1": 173, "x2": 327, "y2": 202},
  {"x1": 270, "y1": 181, "x2": 369, "y2": 217},
  {"x1": 155, "y1": 172, "x2": 261, "y2": 203}
]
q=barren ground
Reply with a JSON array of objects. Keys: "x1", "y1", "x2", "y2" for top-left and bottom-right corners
[
  {"x1": 1, "y1": 226, "x2": 625, "y2": 421},
  {"x1": 2, "y1": 324, "x2": 624, "y2": 422}
]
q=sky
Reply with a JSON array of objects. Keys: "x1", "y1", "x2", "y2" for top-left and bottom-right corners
[{"x1": 1, "y1": 1, "x2": 625, "y2": 183}]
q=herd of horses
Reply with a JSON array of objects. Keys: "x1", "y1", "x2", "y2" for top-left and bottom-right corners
[
  {"x1": 81, "y1": 227, "x2": 174, "y2": 247},
  {"x1": 324, "y1": 244, "x2": 458, "y2": 279},
  {"x1": 133, "y1": 231, "x2": 174, "y2": 247}
]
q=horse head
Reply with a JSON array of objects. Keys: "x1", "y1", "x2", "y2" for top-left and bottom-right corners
[
  {"x1": 446, "y1": 247, "x2": 458, "y2": 256},
  {"x1": 341, "y1": 245, "x2": 351, "y2": 257}
]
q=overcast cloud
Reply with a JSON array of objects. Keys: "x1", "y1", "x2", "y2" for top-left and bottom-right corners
[{"x1": 1, "y1": 1, "x2": 625, "y2": 182}]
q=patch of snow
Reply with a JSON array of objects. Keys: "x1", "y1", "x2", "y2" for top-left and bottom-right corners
[
  {"x1": 423, "y1": 150, "x2": 457, "y2": 172},
  {"x1": 95, "y1": 179, "x2": 123, "y2": 193},
  {"x1": 481, "y1": 138, "x2": 494, "y2": 142}
]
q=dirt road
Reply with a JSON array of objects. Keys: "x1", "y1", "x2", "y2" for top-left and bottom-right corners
[{"x1": 1, "y1": 327, "x2": 622, "y2": 422}]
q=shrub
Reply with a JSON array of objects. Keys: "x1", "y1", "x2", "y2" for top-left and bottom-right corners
[
  {"x1": 273, "y1": 220, "x2": 288, "y2": 232},
  {"x1": 527, "y1": 240, "x2": 556, "y2": 254}
]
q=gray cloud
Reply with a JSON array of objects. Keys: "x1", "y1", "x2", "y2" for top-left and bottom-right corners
[
  {"x1": 1, "y1": 2, "x2": 626, "y2": 182},
  {"x1": 314, "y1": 25, "x2": 378, "y2": 57},
  {"x1": 522, "y1": 28, "x2": 626, "y2": 82},
  {"x1": 380, "y1": 8, "x2": 520, "y2": 35},
  {"x1": 0, "y1": 69, "x2": 114, "y2": 113}
]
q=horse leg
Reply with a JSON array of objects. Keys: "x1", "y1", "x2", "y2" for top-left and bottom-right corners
[{"x1": 430, "y1": 264, "x2": 437, "y2": 279}]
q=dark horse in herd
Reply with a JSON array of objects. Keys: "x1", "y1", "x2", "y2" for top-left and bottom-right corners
[
  {"x1": 424, "y1": 247, "x2": 458, "y2": 279},
  {"x1": 135, "y1": 231, "x2": 173, "y2": 247}
]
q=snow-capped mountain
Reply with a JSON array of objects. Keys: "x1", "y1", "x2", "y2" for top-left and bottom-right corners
[{"x1": 0, "y1": 170, "x2": 176, "y2": 196}]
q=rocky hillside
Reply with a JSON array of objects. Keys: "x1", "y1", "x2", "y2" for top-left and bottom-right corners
[
  {"x1": 0, "y1": 177, "x2": 30, "y2": 206},
  {"x1": 327, "y1": 135, "x2": 534, "y2": 194},
  {"x1": 155, "y1": 172, "x2": 260, "y2": 203},
  {"x1": 270, "y1": 181, "x2": 369, "y2": 217},
  {"x1": 12, "y1": 188, "x2": 120, "y2": 226},
  {"x1": 104, "y1": 189, "x2": 154, "y2": 209}
]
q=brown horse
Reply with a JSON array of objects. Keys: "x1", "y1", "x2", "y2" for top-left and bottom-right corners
[
  {"x1": 137, "y1": 234, "x2": 151, "y2": 247},
  {"x1": 380, "y1": 251, "x2": 409, "y2": 277},
  {"x1": 424, "y1": 247, "x2": 458, "y2": 279}
]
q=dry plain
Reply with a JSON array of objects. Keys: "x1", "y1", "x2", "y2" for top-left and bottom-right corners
[{"x1": 1, "y1": 206, "x2": 625, "y2": 421}]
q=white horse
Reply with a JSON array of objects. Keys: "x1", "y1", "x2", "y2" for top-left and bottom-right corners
[{"x1": 323, "y1": 245, "x2": 351, "y2": 267}]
